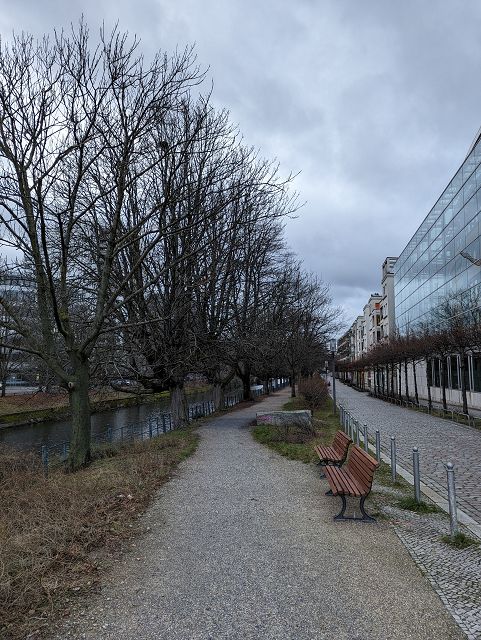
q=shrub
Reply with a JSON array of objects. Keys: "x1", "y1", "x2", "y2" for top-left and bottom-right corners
[{"x1": 298, "y1": 375, "x2": 329, "y2": 411}]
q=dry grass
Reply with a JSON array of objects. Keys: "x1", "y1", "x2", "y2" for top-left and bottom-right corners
[{"x1": 0, "y1": 429, "x2": 198, "y2": 640}]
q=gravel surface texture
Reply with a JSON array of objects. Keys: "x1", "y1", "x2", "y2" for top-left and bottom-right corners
[
  {"x1": 54, "y1": 390, "x2": 464, "y2": 640},
  {"x1": 335, "y1": 379, "x2": 481, "y2": 524}
]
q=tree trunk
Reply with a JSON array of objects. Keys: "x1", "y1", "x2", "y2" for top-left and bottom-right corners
[
  {"x1": 440, "y1": 358, "x2": 447, "y2": 411},
  {"x1": 66, "y1": 359, "x2": 91, "y2": 472},
  {"x1": 404, "y1": 358, "x2": 409, "y2": 402},
  {"x1": 291, "y1": 370, "x2": 296, "y2": 398},
  {"x1": 264, "y1": 379, "x2": 270, "y2": 395},
  {"x1": 460, "y1": 354, "x2": 469, "y2": 415},
  {"x1": 212, "y1": 382, "x2": 224, "y2": 411},
  {"x1": 390, "y1": 363, "x2": 394, "y2": 397},
  {"x1": 241, "y1": 372, "x2": 252, "y2": 401},
  {"x1": 413, "y1": 360, "x2": 419, "y2": 405},
  {"x1": 398, "y1": 365, "x2": 402, "y2": 400},
  {"x1": 426, "y1": 358, "x2": 432, "y2": 411},
  {"x1": 170, "y1": 382, "x2": 189, "y2": 429},
  {"x1": 1, "y1": 376, "x2": 6, "y2": 397}
]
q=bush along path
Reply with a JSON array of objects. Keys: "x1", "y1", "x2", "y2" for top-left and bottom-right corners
[
  {"x1": 254, "y1": 394, "x2": 481, "y2": 640},
  {"x1": 53, "y1": 387, "x2": 462, "y2": 640}
]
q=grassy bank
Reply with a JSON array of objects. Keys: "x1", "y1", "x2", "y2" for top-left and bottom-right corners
[{"x1": 0, "y1": 428, "x2": 199, "y2": 640}]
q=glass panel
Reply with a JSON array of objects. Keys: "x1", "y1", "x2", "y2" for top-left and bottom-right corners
[
  {"x1": 427, "y1": 359, "x2": 433, "y2": 386},
  {"x1": 434, "y1": 358, "x2": 440, "y2": 387},
  {"x1": 472, "y1": 355, "x2": 481, "y2": 392},
  {"x1": 450, "y1": 356, "x2": 459, "y2": 390}
]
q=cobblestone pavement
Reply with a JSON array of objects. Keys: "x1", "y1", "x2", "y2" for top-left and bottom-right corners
[
  {"x1": 391, "y1": 508, "x2": 481, "y2": 640},
  {"x1": 53, "y1": 389, "x2": 462, "y2": 640},
  {"x1": 334, "y1": 380, "x2": 481, "y2": 524}
]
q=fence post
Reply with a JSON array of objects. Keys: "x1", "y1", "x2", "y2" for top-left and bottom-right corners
[
  {"x1": 62, "y1": 442, "x2": 68, "y2": 460},
  {"x1": 41, "y1": 445, "x2": 49, "y2": 478},
  {"x1": 413, "y1": 447, "x2": 421, "y2": 503},
  {"x1": 107, "y1": 425, "x2": 112, "y2": 441},
  {"x1": 375, "y1": 430, "x2": 381, "y2": 463},
  {"x1": 363, "y1": 424, "x2": 368, "y2": 452},
  {"x1": 149, "y1": 421, "x2": 153, "y2": 439},
  {"x1": 390, "y1": 436, "x2": 397, "y2": 482},
  {"x1": 446, "y1": 462, "x2": 459, "y2": 537},
  {"x1": 162, "y1": 414, "x2": 167, "y2": 434}
]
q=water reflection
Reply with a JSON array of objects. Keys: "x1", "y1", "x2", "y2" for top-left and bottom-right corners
[{"x1": 0, "y1": 389, "x2": 214, "y2": 451}]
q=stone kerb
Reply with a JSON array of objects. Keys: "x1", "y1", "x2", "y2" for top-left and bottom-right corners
[{"x1": 256, "y1": 409, "x2": 312, "y2": 428}]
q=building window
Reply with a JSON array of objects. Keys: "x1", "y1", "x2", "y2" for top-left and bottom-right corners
[
  {"x1": 449, "y1": 356, "x2": 459, "y2": 390},
  {"x1": 472, "y1": 355, "x2": 481, "y2": 392},
  {"x1": 433, "y1": 358, "x2": 440, "y2": 387}
]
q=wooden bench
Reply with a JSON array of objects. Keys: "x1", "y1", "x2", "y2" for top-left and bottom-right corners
[
  {"x1": 324, "y1": 445, "x2": 379, "y2": 522},
  {"x1": 314, "y1": 430, "x2": 352, "y2": 477}
]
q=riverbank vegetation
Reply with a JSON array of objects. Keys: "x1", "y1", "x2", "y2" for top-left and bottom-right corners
[{"x1": 0, "y1": 429, "x2": 198, "y2": 640}]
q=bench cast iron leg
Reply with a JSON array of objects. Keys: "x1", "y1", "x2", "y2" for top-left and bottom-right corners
[
  {"x1": 359, "y1": 496, "x2": 376, "y2": 522},
  {"x1": 333, "y1": 495, "x2": 376, "y2": 523},
  {"x1": 333, "y1": 494, "x2": 347, "y2": 520},
  {"x1": 325, "y1": 488, "x2": 333, "y2": 495}
]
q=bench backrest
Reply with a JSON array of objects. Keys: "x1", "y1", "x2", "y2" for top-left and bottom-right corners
[
  {"x1": 332, "y1": 430, "x2": 352, "y2": 456},
  {"x1": 347, "y1": 445, "x2": 379, "y2": 492}
]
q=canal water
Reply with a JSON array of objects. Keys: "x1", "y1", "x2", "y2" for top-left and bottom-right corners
[{"x1": 0, "y1": 389, "x2": 215, "y2": 451}]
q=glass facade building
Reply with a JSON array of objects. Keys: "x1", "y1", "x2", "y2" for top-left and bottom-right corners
[{"x1": 395, "y1": 134, "x2": 481, "y2": 333}]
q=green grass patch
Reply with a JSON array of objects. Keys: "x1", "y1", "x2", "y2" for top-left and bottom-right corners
[
  {"x1": 440, "y1": 532, "x2": 480, "y2": 549},
  {"x1": 397, "y1": 496, "x2": 441, "y2": 513},
  {"x1": 251, "y1": 424, "x2": 319, "y2": 463},
  {"x1": 252, "y1": 396, "x2": 340, "y2": 464},
  {"x1": 373, "y1": 460, "x2": 410, "y2": 489}
]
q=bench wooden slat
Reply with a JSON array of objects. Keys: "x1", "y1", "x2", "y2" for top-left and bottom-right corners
[
  {"x1": 315, "y1": 430, "x2": 352, "y2": 466},
  {"x1": 348, "y1": 458, "x2": 373, "y2": 489}
]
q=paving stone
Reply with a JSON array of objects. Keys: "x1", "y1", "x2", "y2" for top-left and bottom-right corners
[{"x1": 335, "y1": 380, "x2": 481, "y2": 523}]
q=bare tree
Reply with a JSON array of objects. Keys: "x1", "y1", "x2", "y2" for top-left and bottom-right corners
[{"x1": 0, "y1": 24, "x2": 203, "y2": 469}]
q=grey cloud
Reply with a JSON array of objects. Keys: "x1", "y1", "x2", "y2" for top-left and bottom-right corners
[{"x1": 2, "y1": 0, "x2": 481, "y2": 328}]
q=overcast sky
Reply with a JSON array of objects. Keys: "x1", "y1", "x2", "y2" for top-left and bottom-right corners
[{"x1": 2, "y1": 0, "x2": 481, "y2": 329}]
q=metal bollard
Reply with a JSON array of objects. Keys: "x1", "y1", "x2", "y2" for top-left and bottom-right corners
[
  {"x1": 413, "y1": 447, "x2": 421, "y2": 503},
  {"x1": 375, "y1": 430, "x2": 381, "y2": 463},
  {"x1": 390, "y1": 437, "x2": 397, "y2": 482},
  {"x1": 363, "y1": 424, "x2": 368, "y2": 452},
  {"x1": 356, "y1": 421, "x2": 361, "y2": 447},
  {"x1": 446, "y1": 462, "x2": 459, "y2": 537},
  {"x1": 107, "y1": 425, "x2": 112, "y2": 441},
  {"x1": 62, "y1": 442, "x2": 68, "y2": 460}
]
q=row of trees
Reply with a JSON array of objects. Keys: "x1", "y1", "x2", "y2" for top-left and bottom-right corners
[
  {"x1": 338, "y1": 293, "x2": 481, "y2": 415},
  {"x1": 0, "y1": 24, "x2": 337, "y2": 470}
]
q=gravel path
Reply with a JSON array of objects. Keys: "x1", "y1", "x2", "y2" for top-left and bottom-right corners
[
  {"x1": 334, "y1": 380, "x2": 481, "y2": 524},
  {"x1": 55, "y1": 390, "x2": 464, "y2": 640}
]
